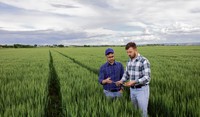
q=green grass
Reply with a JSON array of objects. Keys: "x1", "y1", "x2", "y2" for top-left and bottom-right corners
[
  {"x1": 0, "y1": 48, "x2": 49, "y2": 117},
  {"x1": 0, "y1": 46, "x2": 200, "y2": 117},
  {"x1": 53, "y1": 46, "x2": 200, "y2": 117}
]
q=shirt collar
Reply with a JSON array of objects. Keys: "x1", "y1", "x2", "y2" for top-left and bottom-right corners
[
  {"x1": 106, "y1": 61, "x2": 116, "y2": 66},
  {"x1": 129, "y1": 53, "x2": 141, "y2": 62}
]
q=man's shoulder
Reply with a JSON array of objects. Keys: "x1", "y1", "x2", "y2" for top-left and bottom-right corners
[
  {"x1": 138, "y1": 55, "x2": 150, "y2": 63},
  {"x1": 115, "y1": 61, "x2": 123, "y2": 66},
  {"x1": 100, "y1": 62, "x2": 108, "y2": 69}
]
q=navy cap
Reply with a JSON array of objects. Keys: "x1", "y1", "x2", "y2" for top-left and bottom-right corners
[{"x1": 105, "y1": 48, "x2": 114, "y2": 55}]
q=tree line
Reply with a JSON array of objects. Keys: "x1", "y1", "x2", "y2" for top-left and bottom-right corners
[{"x1": 0, "y1": 44, "x2": 65, "y2": 48}]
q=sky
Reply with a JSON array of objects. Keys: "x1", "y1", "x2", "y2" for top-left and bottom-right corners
[{"x1": 0, "y1": 0, "x2": 200, "y2": 45}]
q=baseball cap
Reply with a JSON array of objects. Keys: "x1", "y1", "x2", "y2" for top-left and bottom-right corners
[{"x1": 105, "y1": 48, "x2": 114, "y2": 55}]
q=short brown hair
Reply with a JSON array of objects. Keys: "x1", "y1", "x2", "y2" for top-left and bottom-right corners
[{"x1": 125, "y1": 42, "x2": 137, "y2": 50}]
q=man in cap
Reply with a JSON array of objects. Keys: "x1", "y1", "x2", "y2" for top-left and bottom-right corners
[{"x1": 98, "y1": 48, "x2": 124, "y2": 99}]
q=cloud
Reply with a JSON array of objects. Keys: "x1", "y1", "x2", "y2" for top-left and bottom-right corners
[
  {"x1": 0, "y1": 29, "x2": 86, "y2": 44},
  {"x1": 126, "y1": 22, "x2": 147, "y2": 28},
  {"x1": 51, "y1": 4, "x2": 79, "y2": 9},
  {"x1": 160, "y1": 22, "x2": 200, "y2": 34},
  {"x1": 0, "y1": 0, "x2": 200, "y2": 45},
  {"x1": 190, "y1": 8, "x2": 200, "y2": 13}
]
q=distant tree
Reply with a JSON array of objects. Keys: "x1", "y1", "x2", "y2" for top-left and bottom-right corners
[
  {"x1": 14, "y1": 44, "x2": 20, "y2": 48},
  {"x1": 2, "y1": 45, "x2": 13, "y2": 48},
  {"x1": 13, "y1": 44, "x2": 35, "y2": 48},
  {"x1": 84, "y1": 45, "x2": 90, "y2": 47},
  {"x1": 58, "y1": 44, "x2": 64, "y2": 47},
  {"x1": 53, "y1": 44, "x2": 57, "y2": 47}
]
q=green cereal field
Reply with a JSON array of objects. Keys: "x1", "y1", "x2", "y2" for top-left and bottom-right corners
[{"x1": 0, "y1": 46, "x2": 200, "y2": 117}]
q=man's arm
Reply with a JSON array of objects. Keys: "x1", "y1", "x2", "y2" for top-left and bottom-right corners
[
  {"x1": 98, "y1": 67, "x2": 112, "y2": 85},
  {"x1": 121, "y1": 65, "x2": 130, "y2": 82},
  {"x1": 136, "y1": 59, "x2": 151, "y2": 85},
  {"x1": 120, "y1": 63, "x2": 124, "y2": 79},
  {"x1": 116, "y1": 65, "x2": 129, "y2": 86},
  {"x1": 98, "y1": 67, "x2": 104, "y2": 84}
]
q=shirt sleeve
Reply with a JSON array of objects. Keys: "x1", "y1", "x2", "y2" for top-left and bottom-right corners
[
  {"x1": 136, "y1": 59, "x2": 151, "y2": 84},
  {"x1": 121, "y1": 64, "x2": 130, "y2": 82},
  {"x1": 98, "y1": 66, "x2": 105, "y2": 85},
  {"x1": 120, "y1": 63, "x2": 124, "y2": 79}
]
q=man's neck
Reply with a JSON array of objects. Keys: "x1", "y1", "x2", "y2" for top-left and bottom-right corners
[
  {"x1": 131, "y1": 52, "x2": 138, "y2": 60},
  {"x1": 108, "y1": 61, "x2": 114, "y2": 65}
]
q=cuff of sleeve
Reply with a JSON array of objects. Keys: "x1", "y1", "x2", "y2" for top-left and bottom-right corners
[
  {"x1": 121, "y1": 79, "x2": 126, "y2": 83},
  {"x1": 136, "y1": 79, "x2": 140, "y2": 84},
  {"x1": 99, "y1": 80, "x2": 103, "y2": 85}
]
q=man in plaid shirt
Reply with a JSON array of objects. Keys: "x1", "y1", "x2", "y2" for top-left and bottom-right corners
[{"x1": 116, "y1": 42, "x2": 151, "y2": 117}]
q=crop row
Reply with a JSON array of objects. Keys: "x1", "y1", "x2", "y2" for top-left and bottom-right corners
[
  {"x1": 0, "y1": 49, "x2": 49, "y2": 117},
  {"x1": 1, "y1": 46, "x2": 200, "y2": 117},
  {"x1": 54, "y1": 46, "x2": 200, "y2": 117},
  {"x1": 50, "y1": 50, "x2": 140, "y2": 116}
]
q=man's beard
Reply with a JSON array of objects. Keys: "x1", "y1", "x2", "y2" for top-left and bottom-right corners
[
  {"x1": 109, "y1": 60, "x2": 114, "y2": 64},
  {"x1": 129, "y1": 53, "x2": 136, "y2": 59}
]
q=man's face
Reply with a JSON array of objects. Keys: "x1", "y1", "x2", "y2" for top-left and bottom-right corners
[
  {"x1": 106, "y1": 53, "x2": 115, "y2": 64},
  {"x1": 126, "y1": 47, "x2": 137, "y2": 59}
]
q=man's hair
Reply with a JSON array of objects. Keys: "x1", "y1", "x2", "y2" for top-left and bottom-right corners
[{"x1": 125, "y1": 42, "x2": 137, "y2": 50}]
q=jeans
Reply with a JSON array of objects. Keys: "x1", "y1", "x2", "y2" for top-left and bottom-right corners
[
  {"x1": 130, "y1": 85, "x2": 149, "y2": 117},
  {"x1": 103, "y1": 89, "x2": 122, "y2": 99}
]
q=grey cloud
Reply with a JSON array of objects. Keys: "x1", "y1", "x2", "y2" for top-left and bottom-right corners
[
  {"x1": 77, "y1": 0, "x2": 113, "y2": 9},
  {"x1": 0, "y1": 2, "x2": 28, "y2": 14},
  {"x1": 163, "y1": 27, "x2": 200, "y2": 34},
  {"x1": 162, "y1": 33, "x2": 200, "y2": 43},
  {"x1": 51, "y1": 4, "x2": 79, "y2": 8},
  {"x1": 0, "y1": 28, "x2": 113, "y2": 45},
  {"x1": 0, "y1": 2, "x2": 73, "y2": 18},
  {"x1": 1, "y1": 0, "x2": 200, "y2": 45},
  {"x1": 190, "y1": 8, "x2": 200, "y2": 13},
  {"x1": 0, "y1": 29, "x2": 87, "y2": 44}
]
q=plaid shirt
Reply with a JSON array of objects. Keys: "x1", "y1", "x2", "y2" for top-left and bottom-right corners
[
  {"x1": 98, "y1": 61, "x2": 124, "y2": 90},
  {"x1": 121, "y1": 53, "x2": 151, "y2": 85}
]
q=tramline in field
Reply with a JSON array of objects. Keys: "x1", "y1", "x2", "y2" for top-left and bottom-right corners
[{"x1": 0, "y1": 46, "x2": 200, "y2": 117}]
